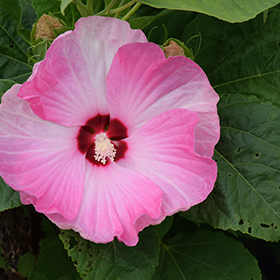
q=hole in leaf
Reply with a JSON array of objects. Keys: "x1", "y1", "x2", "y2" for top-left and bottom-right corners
[
  {"x1": 228, "y1": 174, "x2": 232, "y2": 177},
  {"x1": 255, "y1": 153, "x2": 260, "y2": 158},
  {"x1": 275, "y1": 226, "x2": 278, "y2": 229},
  {"x1": 238, "y1": 219, "x2": 244, "y2": 225},
  {"x1": 271, "y1": 223, "x2": 274, "y2": 227},
  {"x1": 78, "y1": 248, "x2": 82, "y2": 253},
  {"x1": 237, "y1": 147, "x2": 242, "y2": 153},
  {"x1": 260, "y1": 223, "x2": 270, "y2": 228},
  {"x1": 9, "y1": 45, "x2": 14, "y2": 48},
  {"x1": 248, "y1": 226, "x2": 252, "y2": 233}
]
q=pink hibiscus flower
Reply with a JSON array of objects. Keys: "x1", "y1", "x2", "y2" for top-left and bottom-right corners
[{"x1": 0, "y1": 16, "x2": 219, "y2": 246}]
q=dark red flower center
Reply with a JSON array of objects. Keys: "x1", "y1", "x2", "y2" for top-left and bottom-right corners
[{"x1": 77, "y1": 114, "x2": 128, "y2": 166}]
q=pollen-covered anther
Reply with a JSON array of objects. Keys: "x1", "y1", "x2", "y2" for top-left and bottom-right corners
[{"x1": 94, "y1": 134, "x2": 116, "y2": 164}]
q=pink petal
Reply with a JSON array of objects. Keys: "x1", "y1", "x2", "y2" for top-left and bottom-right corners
[
  {"x1": 106, "y1": 42, "x2": 219, "y2": 157},
  {"x1": 0, "y1": 85, "x2": 85, "y2": 220},
  {"x1": 18, "y1": 16, "x2": 147, "y2": 127},
  {"x1": 48, "y1": 162, "x2": 163, "y2": 246},
  {"x1": 117, "y1": 109, "x2": 217, "y2": 230}
]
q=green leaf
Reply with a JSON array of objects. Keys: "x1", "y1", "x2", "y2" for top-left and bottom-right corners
[
  {"x1": 153, "y1": 216, "x2": 174, "y2": 239},
  {"x1": 0, "y1": 177, "x2": 22, "y2": 212},
  {"x1": 143, "y1": 11, "x2": 196, "y2": 44},
  {"x1": 138, "y1": 0, "x2": 280, "y2": 23},
  {"x1": 32, "y1": 0, "x2": 61, "y2": 17},
  {"x1": 17, "y1": 252, "x2": 36, "y2": 277},
  {"x1": 61, "y1": 0, "x2": 74, "y2": 15},
  {"x1": 29, "y1": 218, "x2": 81, "y2": 280},
  {"x1": 181, "y1": 10, "x2": 280, "y2": 242},
  {"x1": 32, "y1": 39, "x2": 50, "y2": 61},
  {"x1": 0, "y1": 254, "x2": 6, "y2": 269},
  {"x1": 60, "y1": 227, "x2": 160, "y2": 280},
  {"x1": 153, "y1": 229, "x2": 261, "y2": 280},
  {"x1": 0, "y1": 0, "x2": 32, "y2": 82},
  {"x1": 32, "y1": 0, "x2": 81, "y2": 28},
  {"x1": 0, "y1": 79, "x2": 16, "y2": 96},
  {"x1": 19, "y1": 0, "x2": 37, "y2": 29},
  {"x1": 129, "y1": 9, "x2": 173, "y2": 30}
]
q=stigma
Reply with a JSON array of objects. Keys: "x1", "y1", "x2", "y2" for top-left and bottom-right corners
[{"x1": 94, "y1": 134, "x2": 116, "y2": 164}]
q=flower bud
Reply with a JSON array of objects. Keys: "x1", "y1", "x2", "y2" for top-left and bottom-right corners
[
  {"x1": 162, "y1": 38, "x2": 194, "y2": 60},
  {"x1": 34, "y1": 14, "x2": 64, "y2": 41},
  {"x1": 163, "y1": 40, "x2": 185, "y2": 58}
]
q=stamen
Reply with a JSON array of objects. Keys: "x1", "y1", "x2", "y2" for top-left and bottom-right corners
[{"x1": 94, "y1": 134, "x2": 116, "y2": 164}]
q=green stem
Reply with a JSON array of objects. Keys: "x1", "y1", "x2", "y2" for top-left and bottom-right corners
[
  {"x1": 86, "y1": 0, "x2": 94, "y2": 15},
  {"x1": 106, "y1": 0, "x2": 117, "y2": 14},
  {"x1": 73, "y1": 0, "x2": 88, "y2": 17},
  {"x1": 121, "y1": 2, "x2": 142, "y2": 21},
  {"x1": 70, "y1": 4, "x2": 76, "y2": 28},
  {"x1": 114, "y1": 0, "x2": 128, "y2": 18},
  {"x1": 96, "y1": 0, "x2": 135, "y2": 16}
]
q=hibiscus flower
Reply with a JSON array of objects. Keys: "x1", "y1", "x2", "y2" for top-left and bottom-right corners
[{"x1": 0, "y1": 16, "x2": 219, "y2": 246}]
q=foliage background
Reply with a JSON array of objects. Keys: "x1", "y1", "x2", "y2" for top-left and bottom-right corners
[{"x1": 1, "y1": 0, "x2": 280, "y2": 279}]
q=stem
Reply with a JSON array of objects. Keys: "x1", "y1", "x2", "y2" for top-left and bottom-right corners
[
  {"x1": 73, "y1": 0, "x2": 89, "y2": 17},
  {"x1": 114, "y1": 0, "x2": 128, "y2": 18},
  {"x1": 70, "y1": 4, "x2": 76, "y2": 28},
  {"x1": 121, "y1": 2, "x2": 142, "y2": 21},
  {"x1": 96, "y1": 0, "x2": 135, "y2": 16},
  {"x1": 86, "y1": 0, "x2": 94, "y2": 15},
  {"x1": 106, "y1": 0, "x2": 117, "y2": 14}
]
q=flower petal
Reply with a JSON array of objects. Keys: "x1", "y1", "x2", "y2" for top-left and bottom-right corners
[
  {"x1": 118, "y1": 108, "x2": 217, "y2": 230},
  {"x1": 18, "y1": 16, "x2": 147, "y2": 127},
  {"x1": 47, "y1": 162, "x2": 163, "y2": 246},
  {"x1": 0, "y1": 85, "x2": 85, "y2": 220},
  {"x1": 106, "y1": 42, "x2": 219, "y2": 157}
]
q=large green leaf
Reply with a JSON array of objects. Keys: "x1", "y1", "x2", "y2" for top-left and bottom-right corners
[
  {"x1": 29, "y1": 218, "x2": 81, "y2": 280},
  {"x1": 181, "y1": 10, "x2": 280, "y2": 242},
  {"x1": 0, "y1": 79, "x2": 16, "y2": 96},
  {"x1": 19, "y1": 0, "x2": 37, "y2": 29},
  {"x1": 32, "y1": 0, "x2": 61, "y2": 17},
  {"x1": 143, "y1": 11, "x2": 197, "y2": 44},
  {"x1": 0, "y1": 178, "x2": 22, "y2": 211},
  {"x1": 32, "y1": 0, "x2": 81, "y2": 28},
  {"x1": 129, "y1": 9, "x2": 173, "y2": 30},
  {"x1": 153, "y1": 229, "x2": 261, "y2": 280},
  {"x1": 0, "y1": 0, "x2": 32, "y2": 82},
  {"x1": 138, "y1": 0, "x2": 280, "y2": 23},
  {"x1": 59, "y1": 227, "x2": 160, "y2": 280}
]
